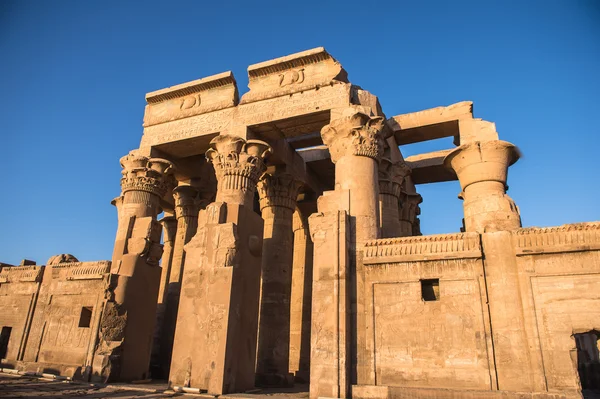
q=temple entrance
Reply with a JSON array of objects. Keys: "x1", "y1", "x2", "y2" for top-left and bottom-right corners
[
  {"x1": 574, "y1": 330, "x2": 600, "y2": 392},
  {"x1": 0, "y1": 326, "x2": 12, "y2": 359}
]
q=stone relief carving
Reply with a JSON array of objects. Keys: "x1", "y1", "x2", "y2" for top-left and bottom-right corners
[
  {"x1": 279, "y1": 68, "x2": 305, "y2": 87},
  {"x1": 180, "y1": 93, "x2": 201, "y2": 110}
]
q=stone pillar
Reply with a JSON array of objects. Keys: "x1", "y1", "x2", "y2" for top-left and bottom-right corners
[
  {"x1": 94, "y1": 150, "x2": 175, "y2": 382},
  {"x1": 255, "y1": 171, "x2": 302, "y2": 386},
  {"x1": 444, "y1": 140, "x2": 521, "y2": 233},
  {"x1": 169, "y1": 134, "x2": 272, "y2": 395},
  {"x1": 150, "y1": 213, "x2": 177, "y2": 376},
  {"x1": 321, "y1": 112, "x2": 386, "y2": 246},
  {"x1": 314, "y1": 111, "x2": 387, "y2": 397},
  {"x1": 288, "y1": 205, "x2": 314, "y2": 383},
  {"x1": 159, "y1": 184, "x2": 201, "y2": 377},
  {"x1": 378, "y1": 158, "x2": 410, "y2": 238},
  {"x1": 398, "y1": 191, "x2": 422, "y2": 237}
]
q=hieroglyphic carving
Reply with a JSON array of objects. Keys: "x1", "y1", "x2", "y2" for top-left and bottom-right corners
[{"x1": 140, "y1": 83, "x2": 351, "y2": 148}]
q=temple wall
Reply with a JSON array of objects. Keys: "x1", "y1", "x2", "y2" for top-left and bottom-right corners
[
  {"x1": 356, "y1": 222, "x2": 600, "y2": 399},
  {"x1": 362, "y1": 233, "x2": 494, "y2": 390},
  {"x1": 22, "y1": 261, "x2": 110, "y2": 377},
  {"x1": 0, "y1": 266, "x2": 44, "y2": 364}
]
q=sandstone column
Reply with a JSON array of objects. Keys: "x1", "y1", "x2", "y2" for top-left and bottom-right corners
[
  {"x1": 169, "y1": 134, "x2": 272, "y2": 395},
  {"x1": 95, "y1": 150, "x2": 175, "y2": 382},
  {"x1": 444, "y1": 140, "x2": 521, "y2": 233},
  {"x1": 378, "y1": 158, "x2": 410, "y2": 238},
  {"x1": 445, "y1": 140, "x2": 531, "y2": 390},
  {"x1": 150, "y1": 213, "x2": 177, "y2": 376},
  {"x1": 321, "y1": 111, "x2": 386, "y2": 246},
  {"x1": 288, "y1": 205, "x2": 315, "y2": 383},
  {"x1": 313, "y1": 111, "x2": 387, "y2": 397},
  {"x1": 160, "y1": 184, "x2": 201, "y2": 377},
  {"x1": 157, "y1": 213, "x2": 177, "y2": 306},
  {"x1": 255, "y1": 171, "x2": 302, "y2": 386}
]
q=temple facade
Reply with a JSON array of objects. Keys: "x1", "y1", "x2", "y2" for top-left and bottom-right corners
[{"x1": 1, "y1": 48, "x2": 599, "y2": 399}]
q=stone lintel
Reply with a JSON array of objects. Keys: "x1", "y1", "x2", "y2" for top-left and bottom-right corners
[
  {"x1": 140, "y1": 83, "x2": 352, "y2": 155},
  {"x1": 387, "y1": 101, "x2": 473, "y2": 145},
  {"x1": 297, "y1": 145, "x2": 330, "y2": 163},
  {"x1": 241, "y1": 47, "x2": 348, "y2": 104},
  {"x1": 405, "y1": 149, "x2": 457, "y2": 184},
  {"x1": 143, "y1": 71, "x2": 239, "y2": 127}
]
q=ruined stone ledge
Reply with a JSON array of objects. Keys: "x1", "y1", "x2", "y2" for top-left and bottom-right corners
[
  {"x1": 363, "y1": 232, "x2": 481, "y2": 264},
  {"x1": 242, "y1": 47, "x2": 348, "y2": 104},
  {"x1": 145, "y1": 71, "x2": 237, "y2": 104},
  {"x1": 0, "y1": 265, "x2": 44, "y2": 283},
  {"x1": 513, "y1": 222, "x2": 600, "y2": 256},
  {"x1": 143, "y1": 71, "x2": 238, "y2": 127}
]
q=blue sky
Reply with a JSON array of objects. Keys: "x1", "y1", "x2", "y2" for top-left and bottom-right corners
[{"x1": 1, "y1": 1, "x2": 598, "y2": 265}]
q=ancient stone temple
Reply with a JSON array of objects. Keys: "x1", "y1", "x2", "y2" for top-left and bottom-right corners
[{"x1": 1, "y1": 47, "x2": 599, "y2": 399}]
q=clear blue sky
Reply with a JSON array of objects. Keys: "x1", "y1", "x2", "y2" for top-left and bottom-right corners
[{"x1": 1, "y1": 1, "x2": 599, "y2": 265}]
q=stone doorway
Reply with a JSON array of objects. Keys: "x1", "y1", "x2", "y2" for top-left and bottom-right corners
[
  {"x1": 574, "y1": 330, "x2": 600, "y2": 393},
  {"x1": 0, "y1": 326, "x2": 12, "y2": 359}
]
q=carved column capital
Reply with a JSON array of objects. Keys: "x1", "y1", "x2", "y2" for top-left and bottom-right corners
[
  {"x1": 120, "y1": 150, "x2": 176, "y2": 198},
  {"x1": 159, "y1": 215, "x2": 178, "y2": 243},
  {"x1": 257, "y1": 172, "x2": 303, "y2": 212},
  {"x1": 321, "y1": 112, "x2": 388, "y2": 163},
  {"x1": 206, "y1": 135, "x2": 272, "y2": 206},
  {"x1": 173, "y1": 185, "x2": 200, "y2": 220},
  {"x1": 378, "y1": 158, "x2": 411, "y2": 198},
  {"x1": 399, "y1": 192, "x2": 423, "y2": 222},
  {"x1": 444, "y1": 140, "x2": 521, "y2": 232}
]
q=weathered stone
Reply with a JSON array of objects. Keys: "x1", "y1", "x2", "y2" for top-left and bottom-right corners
[{"x1": 2, "y1": 47, "x2": 599, "y2": 399}]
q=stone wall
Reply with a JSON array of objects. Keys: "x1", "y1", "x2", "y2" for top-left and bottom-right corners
[
  {"x1": 355, "y1": 222, "x2": 600, "y2": 399},
  {"x1": 0, "y1": 265, "x2": 44, "y2": 364},
  {"x1": 20, "y1": 261, "x2": 110, "y2": 378}
]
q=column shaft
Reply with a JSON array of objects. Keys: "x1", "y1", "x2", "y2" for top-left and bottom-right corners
[
  {"x1": 256, "y1": 172, "x2": 302, "y2": 386},
  {"x1": 289, "y1": 209, "x2": 314, "y2": 382},
  {"x1": 160, "y1": 185, "x2": 200, "y2": 377}
]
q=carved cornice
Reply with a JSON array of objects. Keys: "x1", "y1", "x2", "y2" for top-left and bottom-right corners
[
  {"x1": 50, "y1": 261, "x2": 111, "y2": 281},
  {"x1": 120, "y1": 150, "x2": 176, "y2": 198},
  {"x1": 0, "y1": 266, "x2": 44, "y2": 283},
  {"x1": 513, "y1": 222, "x2": 600, "y2": 256},
  {"x1": 363, "y1": 232, "x2": 482, "y2": 264},
  {"x1": 206, "y1": 135, "x2": 272, "y2": 194},
  {"x1": 257, "y1": 172, "x2": 303, "y2": 211},
  {"x1": 321, "y1": 112, "x2": 388, "y2": 163}
]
